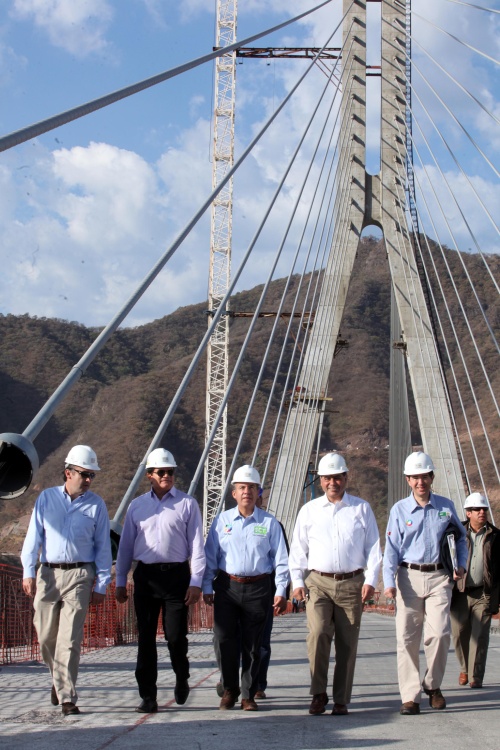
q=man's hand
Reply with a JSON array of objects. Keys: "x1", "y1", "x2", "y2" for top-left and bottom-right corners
[
  {"x1": 361, "y1": 584, "x2": 375, "y2": 604},
  {"x1": 185, "y1": 586, "x2": 201, "y2": 606},
  {"x1": 22, "y1": 578, "x2": 36, "y2": 597},
  {"x1": 453, "y1": 566, "x2": 465, "y2": 581},
  {"x1": 273, "y1": 596, "x2": 287, "y2": 615},
  {"x1": 91, "y1": 592, "x2": 106, "y2": 605},
  {"x1": 384, "y1": 587, "x2": 397, "y2": 600},
  {"x1": 203, "y1": 593, "x2": 214, "y2": 606},
  {"x1": 292, "y1": 587, "x2": 307, "y2": 602},
  {"x1": 115, "y1": 586, "x2": 128, "y2": 604}
]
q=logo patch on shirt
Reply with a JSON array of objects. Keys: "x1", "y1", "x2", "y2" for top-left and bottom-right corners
[
  {"x1": 405, "y1": 519, "x2": 413, "y2": 526},
  {"x1": 253, "y1": 525, "x2": 268, "y2": 536},
  {"x1": 439, "y1": 511, "x2": 451, "y2": 520},
  {"x1": 223, "y1": 524, "x2": 232, "y2": 534}
]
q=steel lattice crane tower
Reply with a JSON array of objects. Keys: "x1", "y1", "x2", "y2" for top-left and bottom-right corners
[{"x1": 203, "y1": 0, "x2": 237, "y2": 535}]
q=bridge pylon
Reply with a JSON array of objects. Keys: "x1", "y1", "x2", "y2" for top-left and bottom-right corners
[{"x1": 268, "y1": 0, "x2": 466, "y2": 539}]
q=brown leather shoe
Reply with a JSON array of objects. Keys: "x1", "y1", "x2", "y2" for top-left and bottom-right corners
[
  {"x1": 470, "y1": 680, "x2": 483, "y2": 689},
  {"x1": 424, "y1": 688, "x2": 446, "y2": 710},
  {"x1": 219, "y1": 689, "x2": 239, "y2": 710},
  {"x1": 458, "y1": 672, "x2": 468, "y2": 686},
  {"x1": 255, "y1": 690, "x2": 267, "y2": 699},
  {"x1": 241, "y1": 698, "x2": 258, "y2": 711},
  {"x1": 51, "y1": 685, "x2": 59, "y2": 706},
  {"x1": 309, "y1": 692, "x2": 328, "y2": 715},
  {"x1": 61, "y1": 702, "x2": 81, "y2": 716},
  {"x1": 331, "y1": 703, "x2": 348, "y2": 715},
  {"x1": 400, "y1": 701, "x2": 420, "y2": 715}
]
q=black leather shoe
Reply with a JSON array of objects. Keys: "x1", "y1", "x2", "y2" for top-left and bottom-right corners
[
  {"x1": 51, "y1": 685, "x2": 59, "y2": 706},
  {"x1": 174, "y1": 679, "x2": 190, "y2": 705},
  {"x1": 135, "y1": 698, "x2": 158, "y2": 713},
  {"x1": 61, "y1": 702, "x2": 80, "y2": 716}
]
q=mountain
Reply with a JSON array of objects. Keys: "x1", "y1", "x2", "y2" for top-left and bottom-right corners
[{"x1": 0, "y1": 236, "x2": 498, "y2": 553}]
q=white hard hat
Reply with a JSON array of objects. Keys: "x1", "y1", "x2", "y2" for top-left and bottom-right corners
[
  {"x1": 403, "y1": 451, "x2": 435, "y2": 476},
  {"x1": 146, "y1": 448, "x2": 177, "y2": 469},
  {"x1": 65, "y1": 445, "x2": 100, "y2": 471},
  {"x1": 317, "y1": 452, "x2": 348, "y2": 476},
  {"x1": 232, "y1": 465, "x2": 261, "y2": 485},
  {"x1": 464, "y1": 492, "x2": 489, "y2": 510}
]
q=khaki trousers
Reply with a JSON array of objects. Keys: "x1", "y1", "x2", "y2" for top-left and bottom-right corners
[
  {"x1": 395, "y1": 566, "x2": 452, "y2": 704},
  {"x1": 450, "y1": 586, "x2": 491, "y2": 682},
  {"x1": 305, "y1": 570, "x2": 364, "y2": 705},
  {"x1": 34, "y1": 564, "x2": 94, "y2": 704}
]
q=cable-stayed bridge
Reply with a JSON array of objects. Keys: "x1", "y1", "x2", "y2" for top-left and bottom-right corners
[{"x1": 0, "y1": 0, "x2": 498, "y2": 543}]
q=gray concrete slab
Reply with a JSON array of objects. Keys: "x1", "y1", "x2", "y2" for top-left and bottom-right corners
[{"x1": 0, "y1": 612, "x2": 499, "y2": 750}]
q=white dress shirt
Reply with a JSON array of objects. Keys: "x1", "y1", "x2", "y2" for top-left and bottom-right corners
[{"x1": 289, "y1": 492, "x2": 382, "y2": 589}]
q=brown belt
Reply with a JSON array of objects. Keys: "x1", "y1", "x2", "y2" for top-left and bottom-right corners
[
  {"x1": 401, "y1": 562, "x2": 444, "y2": 572},
  {"x1": 43, "y1": 562, "x2": 88, "y2": 570},
  {"x1": 312, "y1": 568, "x2": 364, "y2": 581},
  {"x1": 220, "y1": 570, "x2": 270, "y2": 584}
]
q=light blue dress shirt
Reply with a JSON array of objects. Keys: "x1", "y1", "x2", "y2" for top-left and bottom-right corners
[
  {"x1": 21, "y1": 485, "x2": 112, "y2": 595},
  {"x1": 383, "y1": 491, "x2": 467, "y2": 589},
  {"x1": 202, "y1": 505, "x2": 290, "y2": 598}
]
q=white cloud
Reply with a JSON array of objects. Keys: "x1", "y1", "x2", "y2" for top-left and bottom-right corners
[
  {"x1": 0, "y1": 138, "x2": 213, "y2": 326},
  {"x1": 10, "y1": 0, "x2": 114, "y2": 57}
]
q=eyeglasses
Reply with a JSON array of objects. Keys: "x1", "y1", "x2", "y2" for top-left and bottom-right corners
[
  {"x1": 408, "y1": 473, "x2": 433, "y2": 480},
  {"x1": 71, "y1": 468, "x2": 96, "y2": 480},
  {"x1": 468, "y1": 507, "x2": 487, "y2": 512},
  {"x1": 152, "y1": 468, "x2": 175, "y2": 478}
]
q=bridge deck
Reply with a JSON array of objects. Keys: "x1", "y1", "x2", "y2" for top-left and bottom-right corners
[{"x1": 1, "y1": 612, "x2": 499, "y2": 750}]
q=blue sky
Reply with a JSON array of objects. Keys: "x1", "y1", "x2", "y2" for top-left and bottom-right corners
[{"x1": 0, "y1": 0, "x2": 498, "y2": 327}]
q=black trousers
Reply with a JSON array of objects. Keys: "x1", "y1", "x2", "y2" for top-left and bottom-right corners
[
  {"x1": 213, "y1": 573, "x2": 273, "y2": 699},
  {"x1": 133, "y1": 560, "x2": 191, "y2": 700}
]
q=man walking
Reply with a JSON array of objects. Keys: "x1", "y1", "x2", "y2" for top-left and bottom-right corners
[
  {"x1": 21, "y1": 445, "x2": 112, "y2": 716},
  {"x1": 450, "y1": 492, "x2": 500, "y2": 689},
  {"x1": 115, "y1": 448, "x2": 205, "y2": 713},
  {"x1": 383, "y1": 451, "x2": 467, "y2": 715},
  {"x1": 203, "y1": 465, "x2": 289, "y2": 712},
  {"x1": 289, "y1": 452, "x2": 382, "y2": 716}
]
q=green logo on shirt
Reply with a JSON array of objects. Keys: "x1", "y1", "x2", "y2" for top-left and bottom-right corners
[{"x1": 253, "y1": 525, "x2": 268, "y2": 536}]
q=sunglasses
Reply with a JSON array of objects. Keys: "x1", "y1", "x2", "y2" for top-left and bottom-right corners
[
  {"x1": 468, "y1": 507, "x2": 487, "y2": 512},
  {"x1": 71, "y1": 468, "x2": 96, "y2": 480},
  {"x1": 152, "y1": 468, "x2": 175, "y2": 477}
]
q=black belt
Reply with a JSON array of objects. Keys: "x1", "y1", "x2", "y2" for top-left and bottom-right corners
[
  {"x1": 220, "y1": 570, "x2": 270, "y2": 584},
  {"x1": 312, "y1": 568, "x2": 364, "y2": 581},
  {"x1": 401, "y1": 562, "x2": 444, "y2": 572},
  {"x1": 43, "y1": 562, "x2": 88, "y2": 570},
  {"x1": 138, "y1": 560, "x2": 188, "y2": 571}
]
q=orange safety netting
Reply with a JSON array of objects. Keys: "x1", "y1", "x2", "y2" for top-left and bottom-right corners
[{"x1": 0, "y1": 563, "x2": 214, "y2": 665}]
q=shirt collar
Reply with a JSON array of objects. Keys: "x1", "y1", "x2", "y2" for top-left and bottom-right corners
[
  {"x1": 62, "y1": 484, "x2": 86, "y2": 502},
  {"x1": 150, "y1": 485, "x2": 176, "y2": 502},
  {"x1": 320, "y1": 492, "x2": 350, "y2": 507},
  {"x1": 230, "y1": 504, "x2": 261, "y2": 521}
]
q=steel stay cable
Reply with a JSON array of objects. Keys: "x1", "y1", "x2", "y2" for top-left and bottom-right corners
[
  {"x1": 110, "y1": 30, "x2": 346, "y2": 519},
  {"x1": 442, "y1": 0, "x2": 500, "y2": 13},
  {"x1": 407, "y1": 81, "x2": 500, "y2": 296},
  {"x1": 392, "y1": 116, "x2": 500, "y2": 488},
  {"x1": 0, "y1": 0, "x2": 337, "y2": 153},
  {"x1": 252, "y1": 52, "x2": 348, "y2": 472},
  {"x1": 382, "y1": 27, "x2": 500, "y2": 295},
  {"x1": 389, "y1": 57, "x2": 500, "y2": 376},
  {"x1": 265, "y1": 37, "x2": 359, "y2": 512},
  {"x1": 268, "y1": 96, "x2": 357, "y2": 520},
  {"x1": 389, "y1": 83, "x2": 500, "y2": 425},
  {"x1": 404, "y1": 185, "x2": 493, "y2": 507},
  {"x1": 186, "y1": 14, "x2": 352, "y2": 502},
  {"x1": 412, "y1": 8, "x2": 500, "y2": 66},
  {"x1": 265, "y1": 56, "x2": 358, "y2": 518}
]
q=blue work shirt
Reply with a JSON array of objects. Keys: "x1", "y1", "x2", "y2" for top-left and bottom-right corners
[
  {"x1": 21, "y1": 485, "x2": 112, "y2": 595},
  {"x1": 383, "y1": 491, "x2": 467, "y2": 589},
  {"x1": 202, "y1": 505, "x2": 290, "y2": 598}
]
